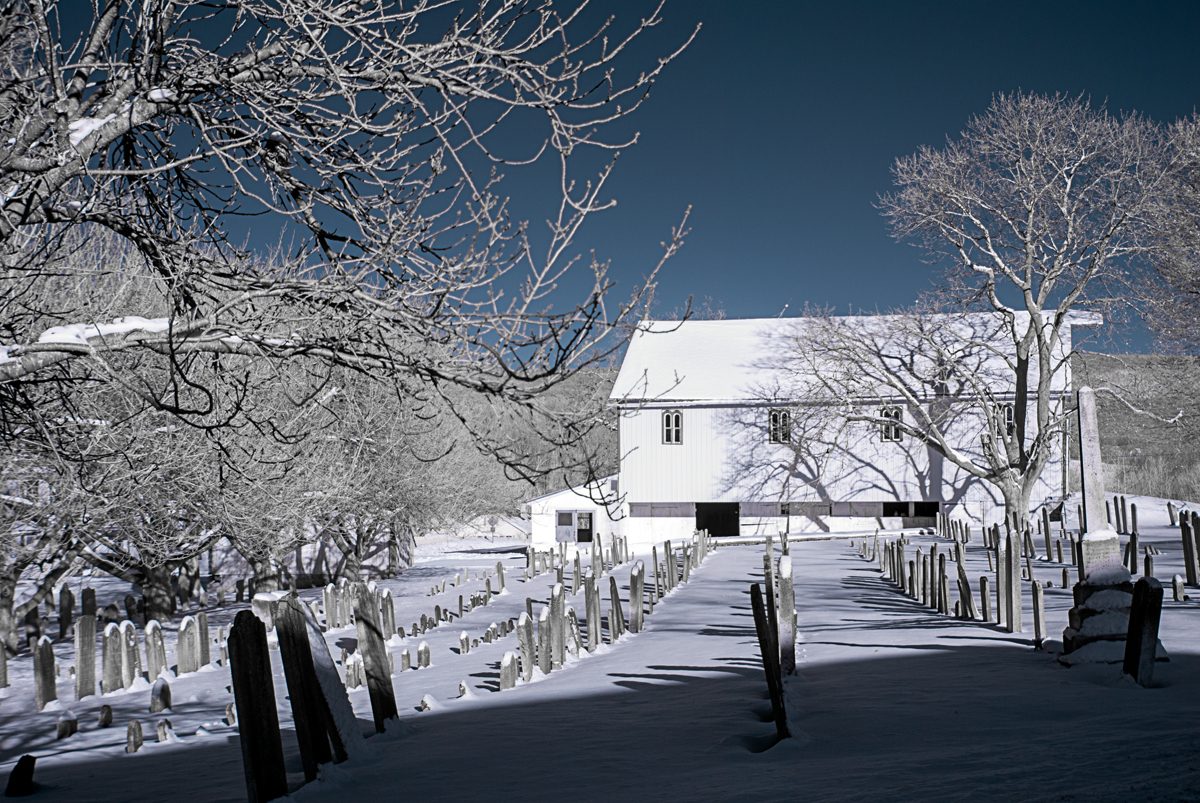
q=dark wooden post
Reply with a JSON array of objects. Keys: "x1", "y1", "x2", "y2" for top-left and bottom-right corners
[
  {"x1": 228, "y1": 610, "x2": 288, "y2": 803},
  {"x1": 354, "y1": 585, "x2": 399, "y2": 732},
  {"x1": 749, "y1": 583, "x2": 789, "y2": 740}
]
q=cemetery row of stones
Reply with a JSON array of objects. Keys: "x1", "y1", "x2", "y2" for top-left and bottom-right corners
[
  {"x1": 3, "y1": 584, "x2": 223, "y2": 713},
  {"x1": 863, "y1": 491, "x2": 1177, "y2": 683},
  {"x1": 2, "y1": 533, "x2": 640, "y2": 793},
  {"x1": 226, "y1": 531, "x2": 714, "y2": 802}
]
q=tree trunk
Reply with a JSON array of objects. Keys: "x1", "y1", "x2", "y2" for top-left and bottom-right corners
[
  {"x1": 0, "y1": 572, "x2": 18, "y2": 655},
  {"x1": 1003, "y1": 483, "x2": 1033, "y2": 530},
  {"x1": 139, "y1": 565, "x2": 177, "y2": 623},
  {"x1": 247, "y1": 555, "x2": 285, "y2": 593}
]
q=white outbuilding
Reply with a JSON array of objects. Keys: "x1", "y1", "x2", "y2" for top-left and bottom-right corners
[{"x1": 524, "y1": 475, "x2": 620, "y2": 550}]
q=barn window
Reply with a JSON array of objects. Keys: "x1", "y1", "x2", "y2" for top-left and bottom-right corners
[
  {"x1": 768, "y1": 409, "x2": 791, "y2": 443},
  {"x1": 880, "y1": 406, "x2": 903, "y2": 442},
  {"x1": 662, "y1": 410, "x2": 683, "y2": 444},
  {"x1": 996, "y1": 403, "x2": 1015, "y2": 436}
]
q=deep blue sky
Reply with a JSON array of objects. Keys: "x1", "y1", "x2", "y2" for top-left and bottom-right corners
[{"x1": 561, "y1": 0, "x2": 1200, "y2": 350}]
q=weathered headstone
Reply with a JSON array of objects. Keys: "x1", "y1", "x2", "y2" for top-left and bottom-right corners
[
  {"x1": 499, "y1": 651, "x2": 517, "y2": 690},
  {"x1": 537, "y1": 607, "x2": 553, "y2": 675},
  {"x1": 1123, "y1": 577, "x2": 1164, "y2": 686},
  {"x1": 75, "y1": 614, "x2": 96, "y2": 699},
  {"x1": 517, "y1": 613, "x2": 535, "y2": 682},
  {"x1": 4, "y1": 755, "x2": 36, "y2": 796},
  {"x1": 78, "y1": 588, "x2": 95, "y2": 619},
  {"x1": 198, "y1": 611, "x2": 211, "y2": 667},
  {"x1": 58, "y1": 586, "x2": 74, "y2": 640},
  {"x1": 119, "y1": 620, "x2": 141, "y2": 689},
  {"x1": 150, "y1": 677, "x2": 172, "y2": 713},
  {"x1": 550, "y1": 583, "x2": 565, "y2": 668},
  {"x1": 101, "y1": 622, "x2": 122, "y2": 693},
  {"x1": 608, "y1": 575, "x2": 626, "y2": 641},
  {"x1": 778, "y1": 556, "x2": 796, "y2": 674},
  {"x1": 144, "y1": 619, "x2": 168, "y2": 676},
  {"x1": 417, "y1": 641, "x2": 430, "y2": 669},
  {"x1": 354, "y1": 584, "x2": 398, "y2": 732},
  {"x1": 33, "y1": 636, "x2": 56, "y2": 711},
  {"x1": 125, "y1": 721, "x2": 144, "y2": 753},
  {"x1": 54, "y1": 714, "x2": 76, "y2": 741},
  {"x1": 177, "y1": 615, "x2": 200, "y2": 674},
  {"x1": 227, "y1": 610, "x2": 288, "y2": 803}
]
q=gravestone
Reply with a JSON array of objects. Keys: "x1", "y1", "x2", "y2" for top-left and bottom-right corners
[
  {"x1": 4, "y1": 755, "x2": 36, "y2": 796},
  {"x1": 197, "y1": 611, "x2": 211, "y2": 666},
  {"x1": 81, "y1": 587, "x2": 96, "y2": 618},
  {"x1": 33, "y1": 636, "x2": 56, "y2": 711},
  {"x1": 75, "y1": 614, "x2": 96, "y2": 699},
  {"x1": 499, "y1": 651, "x2": 517, "y2": 690},
  {"x1": 177, "y1": 616, "x2": 200, "y2": 674},
  {"x1": 101, "y1": 623, "x2": 122, "y2": 693},
  {"x1": 537, "y1": 608, "x2": 552, "y2": 675},
  {"x1": 150, "y1": 678, "x2": 172, "y2": 713},
  {"x1": 517, "y1": 613, "x2": 534, "y2": 682},
  {"x1": 274, "y1": 597, "x2": 347, "y2": 780},
  {"x1": 126, "y1": 722, "x2": 143, "y2": 753},
  {"x1": 778, "y1": 556, "x2": 796, "y2": 674},
  {"x1": 1123, "y1": 577, "x2": 1164, "y2": 686},
  {"x1": 119, "y1": 620, "x2": 141, "y2": 689},
  {"x1": 58, "y1": 586, "x2": 74, "y2": 640},
  {"x1": 550, "y1": 583, "x2": 565, "y2": 668},
  {"x1": 98, "y1": 705, "x2": 112, "y2": 728},
  {"x1": 228, "y1": 610, "x2": 288, "y2": 803},
  {"x1": 1061, "y1": 387, "x2": 1163, "y2": 665},
  {"x1": 354, "y1": 584, "x2": 398, "y2": 732}
]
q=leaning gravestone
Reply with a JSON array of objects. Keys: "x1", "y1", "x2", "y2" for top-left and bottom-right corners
[
  {"x1": 354, "y1": 584, "x2": 398, "y2": 733},
  {"x1": 1061, "y1": 388, "x2": 1166, "y2": 665},
  {"x1": 275, "y1": 596, "x2": 350, "y2": 782}
]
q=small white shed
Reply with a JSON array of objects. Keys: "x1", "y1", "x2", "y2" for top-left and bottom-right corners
[{"x1": 524, "y1": 475, "x2": 620, "y2": 551}]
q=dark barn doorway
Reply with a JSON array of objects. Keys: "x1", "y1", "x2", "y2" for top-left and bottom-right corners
[{"x1": 695, "y1": 502, "x2": 740, "y2": 537}]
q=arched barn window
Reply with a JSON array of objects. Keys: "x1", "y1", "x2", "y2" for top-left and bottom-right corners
[
  {"x1": 662, "y1": 410, "x2": 683, "y2": 444},
  {"x1": 768, "y1": 409, "x2": 791, "y2": 443},
  {"x1": 996, "y1": 403, "x2": 1015, "y2": 436},
  {"x1": 880, "y1": 406, "x2": 903, "y2": 442}
]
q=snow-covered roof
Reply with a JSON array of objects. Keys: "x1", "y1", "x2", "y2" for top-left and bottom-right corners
[{"x1": 610, "y1": 311, "x2": 1101, "y2": 404}]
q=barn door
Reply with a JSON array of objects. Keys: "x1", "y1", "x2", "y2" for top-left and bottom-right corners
[
  {"x1": 575, "y1": 512, "x2": 593, "y2": 543},
  {"x1": 555, "y1": 511, "x2": 575, "y2": 543}
]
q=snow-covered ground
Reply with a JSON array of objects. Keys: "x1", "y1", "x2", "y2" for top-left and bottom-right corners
[{"x1": 2, "y1": 498, "x2": 1197, "y2": 800}]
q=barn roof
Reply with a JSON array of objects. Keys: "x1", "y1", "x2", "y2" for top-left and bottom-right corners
[{"x1": 610, "y1": 311, "x2": 1102, "y2": 404}]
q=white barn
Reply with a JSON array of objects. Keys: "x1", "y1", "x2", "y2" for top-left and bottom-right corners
[{"x1": 604, "y1": 312, "x2": 1095, "y2": 546}]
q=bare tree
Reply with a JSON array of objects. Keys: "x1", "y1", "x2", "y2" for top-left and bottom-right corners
[
  {"x1": 0, "y1": 0, "x2": 693, "y2": 479},
  {"x1": 787, "y1": 93, "x2": 1181, "y2": 521},
  {"x1": 769, "y1": 310, "x2": 1076, "y2": 523}
]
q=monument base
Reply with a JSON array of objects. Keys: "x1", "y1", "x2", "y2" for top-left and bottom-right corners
[{"x1": 1059, "y1": 572, "x2": 1169, "y2": 665}]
